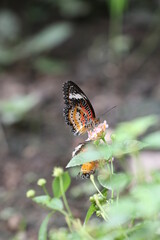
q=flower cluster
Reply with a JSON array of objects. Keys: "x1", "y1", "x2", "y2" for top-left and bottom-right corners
[{"x1": 87, "y1": 120, "x2": 108, "y2": 141}]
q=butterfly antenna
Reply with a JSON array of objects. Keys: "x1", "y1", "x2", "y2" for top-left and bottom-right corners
[{"x1": 99, "y1": 105, "x2": 117, "y2": 118}]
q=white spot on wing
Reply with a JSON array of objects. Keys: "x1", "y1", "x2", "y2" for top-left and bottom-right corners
[
  {"x1": 72, "y1": 143, "x2": 84, "y2": 157},
  {"x1": 69, "y1": 93, "x2": 86, "y2": 99}
]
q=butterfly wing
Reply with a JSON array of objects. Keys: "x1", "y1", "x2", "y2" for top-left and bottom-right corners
[
  {"x1": 72, "y1": 141, "x2": 98, "y2": 179},
  {"x1": 63, "y1": 81, "x2": 97, "y2": 135}
]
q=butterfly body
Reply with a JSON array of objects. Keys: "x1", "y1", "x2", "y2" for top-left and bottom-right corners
[
  {"x1": 80, "y1": 161, "x2": 98, "y2": 179},
  {"x1": 63, "y1": 81, "x2": 99, "y2": 135}
]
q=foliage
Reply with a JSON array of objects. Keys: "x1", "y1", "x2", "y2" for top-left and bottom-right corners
[
  {"x1": 0, "y1": 94, "x2": 40, "y2": 124},
  {"x1": 0, "y1": 22, "x2": 73, "y2": 65},
  {"x1": 27, "y1": 115, "x2": 160, "y2": 240},
  {"x1": 142, "y1": 131, "x2": 160, "y2": 150}
]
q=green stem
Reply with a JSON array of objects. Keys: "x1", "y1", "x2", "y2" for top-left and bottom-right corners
[
  {"x1": 58, "y1": 209, "x2": 68, "y2": 217},
  {"x1": 42, "y1": 185, "x2": 50, "y2": 198},
  {"x1": 65, "y1": 215, "x2": 73, "y2": 233},
  {"x1": 56, "y1": 208, "x2": 72, "y2": 232},
  {"x1": 95, "y1": 198, "x2": 108, "y2": 221},
  {"x1": 59, "y1": 175, "x2": 73, "y2": 218},
  {"x1": 90, "y1": 175, "x2": 108, "y2": 221},
  {"x1": 101, "y1": 135, "x2": 107, "y2": 143},
  {"x1": 107, "y1": 162, "x2": 111, "y2": 175},
  {"x1": 111, "y1": 189, "x2": 114, "y2": 199},
  {"x1": 90, "y1": 175, "x2": 103, "y2": 198},
  {"x1": 110, "y1": 158, "x2": 114, "y2": 199},
  {"x1": 133, "y1": 152, "x2": 145, "y2": 183},
  {"x1": 102, "y1": 133, "x2": 115, "y2": 198},
  {"x1": 110, "y1": 158, "x2": 114, "y2": 175},
  {"x1": 116, "y1": 191, "x2": 119, "y2": 205},
  {"x1": 120, "y1": 226, "x2": 129, "y2": 240}
]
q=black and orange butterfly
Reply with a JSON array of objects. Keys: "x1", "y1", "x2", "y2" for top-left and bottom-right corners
[
  {"x1": 63, "y1": 81, "x2": 99, "y2": 136},
  {"x1": 63, "y1": 81, "x2": 99, "y2": 178}
]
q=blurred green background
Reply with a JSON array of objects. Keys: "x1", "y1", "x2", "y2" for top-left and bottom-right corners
[{"x1": 0, "y1": 0, "x2": 160, "y2": 239}]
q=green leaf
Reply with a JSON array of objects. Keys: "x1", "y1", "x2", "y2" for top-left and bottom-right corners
[
  {"x1": 46, "y1": 198, "x2": 63, "y2": 211},
  {"x1": 33, "y1": 57, "x2": 68, "y2": 75},
  {"x1": 52, "y1": 172, "x2": 71, "y2": 198},
  {"x1": 115, "y1": 115, "x2": 158, "y2": 141},
  {"x1": 112, "y1": 139, "x2": 147, "y2": 156},
  {"x1": 152, "y1": 171, "x2": 160, "y2": 183},
  {"x1": 142, "y1": 131, "x2": 160, "y2": 149},
  {"x1": 15, "y1": 23, "x2": 73, "y2": 58},
  {"x1": 33, "y1": 196, "x2": 63, "y2": 212},
  {"x1": 0, "y1": 94, "x2": 40, "y2": 124},
  {"x1": 0, "y1": 23, "x2": 73, "y2": 65},
  {"x1": 127, "y1": 220, "x2": 160, "y2": 240},
  {"x1": 108, "y1": 197, "x2": 135, "y2": 228},
  {"x1": 101, "y1": 188, "x2": 108, "y2": 198},
  {"x1": 98, "y1": 173, "x2": 130, "y2": 192},
  {"x1": 48, "y1": 228, "x2": 68, "y2": 239},
  {"x1": 84, "y1": 204, "x2": 96, "y2": 225},
  {"x1": 66, "y1": 145, "x2": 112, "y2": 168},
  {"x1": 59, "y1": 0, "x2": 90, "y2": 18},
  {"x1": 38, "y1": 213, "x2": 53, "y2": 240},
  {"x1": 131, "y1": 184, "x2": 160, "y2": 218},
  {"x1": 33, "y1": 195, "x2": 50, "y2": 206},
  {"x1": 110, "y1": 0, "x2": 128, "y2": 17}
]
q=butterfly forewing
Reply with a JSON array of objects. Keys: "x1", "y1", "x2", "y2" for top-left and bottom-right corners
[{"x1": 63, "y1": 81, "x2": 98, "y2": 135}]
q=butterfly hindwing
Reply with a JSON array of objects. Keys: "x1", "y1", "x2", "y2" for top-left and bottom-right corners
[
  {"x1": 72, "y1": 141, "x2": 98, "y2": 179},
  {"x1": 63, "y1": 81, "x2": 98, "y2": 135}
]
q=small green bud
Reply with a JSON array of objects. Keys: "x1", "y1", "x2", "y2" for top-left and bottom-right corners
[
  {"x1": 37, "y1": 178, "x2": 47, "y2": 186},
  {"x1": 111, "y1": 133, "x2": 116, "y2": 141},
  {"x1": 96, "y1": 210, "x2": 101, "y2": 217},
  {"x1": 98, "y1": 195, "x2": 105, "y2": 203},
  {"x1": 26, "y1": 189, "x2": 36, "y2": 198},
  {"x1": 52, "y1": 167, "x2": 63, "y2": 177},
  {"x1": 95, "y1": 205, "x2": 99, "y2": 210},
  {"x1": 89, "y1": 196, "x2": 94, "y2": 203},
  {"x1": 93, "y1": 194, "x2": 98, "y2": 201}
]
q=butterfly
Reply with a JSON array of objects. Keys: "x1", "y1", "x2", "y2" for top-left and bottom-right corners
[
  {"x1": 63, "y1": 81, "x2": 99, "y2": 136},
  {"x1": 72, "y1": 142, "x2": 99, "y2": 179},
  {"x1": 63, "y1": 81, "x2": 99, "y2": 178}
]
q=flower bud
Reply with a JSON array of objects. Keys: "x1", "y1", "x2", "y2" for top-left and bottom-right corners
[
  {"x1": 87, "y1": 120, "x2": 108, "y2": 141},
  {"x1": 37, "y1": 178, "x2": 47, "y2": 186},
  {"x1": 95, "y1": 205, "x2": 99, "y2": 210},
  {"x1": 89, "y1": 196, "x2": 94, "y2": 203},
  {"x1": 26, "y1": 189, "x2": 36, "y2": 198},
  {"x1": 93, "y1": 194, "x2": 98, "y2": 201},
  {"x1": 52, "y1": 167, "x2": 63, "y2": 177},
  {"x1": 98, "y1": 195, "x2": 105, "y2": 203},
  {"x1": 96, "y1": 210, "x2": 101, "y2": 217}
]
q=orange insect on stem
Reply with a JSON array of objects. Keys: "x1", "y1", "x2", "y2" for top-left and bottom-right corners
[{"x1": 81, "y1": 161, "x2": 99, "y2": 174}]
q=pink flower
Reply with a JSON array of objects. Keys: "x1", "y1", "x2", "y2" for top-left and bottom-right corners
[{"x1": 87, "y1": 120, "x2": 108, "y2": 141}]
